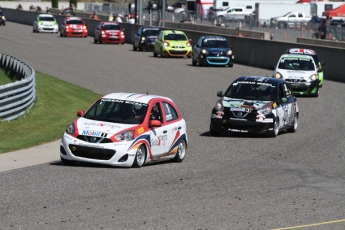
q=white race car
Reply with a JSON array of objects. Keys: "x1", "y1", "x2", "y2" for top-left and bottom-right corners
[
  {"x1": 273, "y1": 54, "x2": 320, "y2": 97},
  {"x1": 60, "y1": 92, "x2": 188, "y2": 168},
  {"x1": 33, "y1": 14, "x2": 58, "y2": 33}
]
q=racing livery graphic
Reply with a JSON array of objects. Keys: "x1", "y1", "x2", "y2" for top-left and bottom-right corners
[
  {"x1": 210, "y1": 76, "x2": 299, "y2": 137},
  {"x1": 60, "y1": 93, "x2": 188, "y2": 168}
]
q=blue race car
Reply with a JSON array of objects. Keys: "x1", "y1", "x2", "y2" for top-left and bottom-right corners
[{"x1": 192, "y1": 36, "x2": 234, "y2": 67}]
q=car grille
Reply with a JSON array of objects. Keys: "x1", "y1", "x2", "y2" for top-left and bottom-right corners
[
  {"x1": 285, "y1": 79, "x2": 307, "y2": 83},
  {"x1": 76, "y1": 135, "x2": 113, "y2": 144},
  {"x1": 170, "y1": 50, "x2": 188, "y2": 54},
  {"x1": 68, "y1": 144, "x2": 116, "y2": 160},
  {"x1": 42, "y1": 28, "x2": 55, "y2": 31},
  {"x1": 107, "y1": 37, "x2": 120, "y2": 41},
  {"x1": 207, "y1": 57, "x2": 229, "y2": 64},
  {"x1": 171, "y1": 45, "x2": 185, "y2": 48},
  {"x1": 71, "y1": 31, "x2": 83, "y2": 34}
]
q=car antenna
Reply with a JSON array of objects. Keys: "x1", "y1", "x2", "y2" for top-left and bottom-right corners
[{"x1": 146, "y1": 90, "x2": 149, "y2": 95}]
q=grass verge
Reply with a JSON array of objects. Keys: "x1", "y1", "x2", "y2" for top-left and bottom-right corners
[
  {"x1": 0, "y1": 68, "x2": 15, "y2": 85},
  {"x1": 0, "y1": 72, "x2": 102, "y2": 154}
]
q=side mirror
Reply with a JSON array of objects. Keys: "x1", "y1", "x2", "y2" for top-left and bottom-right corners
[
  {"x1": 123, "y1": 28, "x2": 125, "y2": 31},
  {"x1": 150, "y1": 120, "x2": 162, "y2": 127},
  {"x1": 217, "y1": 91, "x2": 224, "y2": 97},
  {"x1": 195, "y1": 44, "x2": 200, "y2": 48},
  {"x1": 189, "y1": 38, "x2": 192, "y2": 42},
  {"x1": 230, "y1": 46, "x2": 234, "y2": 49},
  {"x1": 77, "y1": 110, "x2": 84, "y2": 117},
  {"x1": 281, "y1": 97, "x2": 287, "y2": 103},
  {"x1": 321, "y1": 62, "x2": 326, "y2": 66},
  {"x1": 158, "y1": 38, "x2": 162, "y2": 41}
]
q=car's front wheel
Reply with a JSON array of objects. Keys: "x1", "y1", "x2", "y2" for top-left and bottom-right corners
[
  {"x1": 61, "y1": 157, "x2": 76, "y2": 166},
  {"x1": 132, "y1": 145, "x2": 146, "y2": 168},
  {"x1": 270, "y1": 118, "x2": 279, "y2": 137},
  {"x1": 173, "y1": 139, "x2": 187, "y2": 162},
  {"x1": 133, "y1": 43, "x2": 137, "y2": 51},
  {"x1": 313, "y1": 88, "x2": 319, "y2": 97},
  {"x1": 153, "y1": 48, "x2": 158, "y2": 57},
  {"x1": 192, "y1": 55, "x2": 196, "y2": 66},
  {"x1": 210, "y1": 123, "x2": 221, "y2": 136},
  {"x1": 287, "y1": 115, "x2": 298, "y2": 133}
]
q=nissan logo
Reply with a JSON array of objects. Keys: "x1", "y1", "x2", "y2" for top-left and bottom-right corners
[{"x1": 90, "y1": 137, "x2": 97, "y2": 143}]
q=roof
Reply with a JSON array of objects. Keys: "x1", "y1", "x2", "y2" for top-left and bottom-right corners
[
  {"x1": 234, "y1": 76, "x2": 286, "y2": 85},
  {"x1": 161, "y1": 29, "x2": 186, "y2": 34},
  {"x1": 280, "y1": 54, "x2": 314, "y2": 59},
  {"x1": 286, "y1": 48, "x2": 317, "y2": 55},
  {"x1": 38, "y1": 14, "x2": 55, "y2": 17},
  {"x1": 102, "y1": 92, "x2": 172, "y2": 104}
]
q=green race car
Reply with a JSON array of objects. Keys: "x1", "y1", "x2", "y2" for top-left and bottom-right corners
[
  {"x1": 153, "y1": 30, "x2": 192, "y2": 58},
  {"x1": 286, "y1": 48, "x2": 325, "y2": 87}
]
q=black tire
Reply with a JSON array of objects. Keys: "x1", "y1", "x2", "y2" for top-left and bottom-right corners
[
  {"x1": 60, "y1": 32, "x2": 63, "y2": 37},
  {"x1": 270, "y1": 118, "x2": 279, "y2": 137},
  {"x1": 133, "y1": 43, "x2": 137, "y2": 51},
  {"x1": 153, "y1": 49, "x2": 158, "y2": 57},
  {"x1": 173, "y1": 139, "x2": 187, "y2": 162},
  {"x1": 192, "y1": 55, "x2": 196, "y2": 66},
  {"x1": 313, "y1": 88, "x2": 319, "y2": 97},
  {"x1": 210, "y1": 124, "x2": 221, "y2": 136},
  {"x1": 132, "y1": 145, "x2": 146, "y2": 168},
  {"x1": 94, "y1": 37, "x2": 97, "y2": 43},
  {"x1": 228, "y1": 62, "x2": 233, "y2": 67},
  {"x1": 61, "y1": 157, "x2": 76, "y2": 166},
  {"x1": 138, "y1": 45, "x2": 143, "y2": 51},
  {"x1": 160, "y1": 48, "x2": 164, "y2": 58},
  {"x1": 99, "y1": 38, "x2": 103, "y2": 44},
  {"x1": 287, "y1": 115, "x2": 298, "y2": 133}
]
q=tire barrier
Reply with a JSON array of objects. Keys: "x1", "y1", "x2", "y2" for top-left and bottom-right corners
[{"x1": 0, "y1": 54, "x2": 35, "y2": 121}]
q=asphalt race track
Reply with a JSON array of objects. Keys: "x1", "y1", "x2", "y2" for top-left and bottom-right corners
[{"x1": 1, "y1": 22, "x2": 345, "y2": 230}]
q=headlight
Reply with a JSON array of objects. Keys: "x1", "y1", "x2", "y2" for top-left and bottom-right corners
[
  {"x1": 115, "y1": 130, "x2": 135, "y2": 141},
  {"x1": 66, "y1": 122, "x2": 76, "y2": 135},
  {"x1": 202, "y1": 49, "x2": 209, "y2": 54},
  {"x1": 101, "y1": 31, "x2": 105, "y2": 35},
  {"x1": 309, "y1": 74, "x2": 318, "y2": 81},
  {"x1": 164, "y1": 42, "x2": 169, "y2": 47},
  {"x1": 141, "y1": 37, "x2": 145, "y2": 41},
  {"x1": 227, "y1": 50, "x2": 232, "y2": 55},
  {"x1": 214, "y1": 101, "x2": 223, "y2": 110},
  {"x1": 274, "y1": 72, "x2": 282, "y2": 79},
  {"x1": 83, "y1": 26, "x2": 87, "y2": 30},
  {"x1": 39, "y1": 21, "x2": 43, "y2": 25},
  {"x1": 258, "y1": 106, "x2": 272, "y2": 115}
]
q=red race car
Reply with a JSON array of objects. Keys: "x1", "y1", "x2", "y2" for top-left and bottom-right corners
[
  {"x1": 94, "y1": 21, "x2": 125, "y2": 44},
  {"x1": 60, "y1": 17, "x2": 88, "y2": 38}
]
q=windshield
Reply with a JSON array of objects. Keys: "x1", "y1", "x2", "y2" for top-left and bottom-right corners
[
  {"x1": 83, "y1": 99, "x2": 148, "y2": 124},
  {"x1": 67, "y1": 20, "x2": 84, "y2": 25},
  {"x1": 224, "y1": 81, "x2": 277, "y2": 101},
  {"x1": 102, "y1": 24, "x2": 120, "y2": 30},
  {"x1": 39, "y1": 16, "x2": 55, "y2": 21},
  {"x1": 278, "y1": 57, "x2": 315, "y2": 71},
  {"x1": 202, "y1": 38, "x2": 229, "y2": 48},
  {"x1": 164, "y1": 33, "x2": 187, "y2": 41},
  {"x1": 142, "y1": 29, "x2": 160, "y2": 36}
]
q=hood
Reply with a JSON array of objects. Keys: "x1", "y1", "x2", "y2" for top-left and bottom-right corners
[
  {"x1": 76, "y1": 117, "x2": 138, "y2": 137},
  {"x1": 222, "y1": 97, "x2": 273, "y2": 111},
  {"x1": 205, "y1": 47, "x2": 230, "y2": 53}
]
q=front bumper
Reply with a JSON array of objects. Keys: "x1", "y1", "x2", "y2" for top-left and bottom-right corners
[
  {"x1": 38, "y1": 25, "x2": 58, "y2": 33},
  {"x1": 287, "y1": 80, "x2": 319, "y2": 95},
  {"x1": 210, "y1": 116, "x2": 275, "y2": 134},
  {"x1": 65, "y1": 29, "x2": 88, "y2": 37},
  {"x1": 163, "y1": 47, "x2": 192, "y2": 57},
  {"x1": 200, "y1": 54, "x2": 234, "y2": 66},
  {"x1": 102, "y1": 35, "x2": 125, "y2": 43},
  {"x1": 60, "y1": 132, "x2": 137, "y2": 167}
]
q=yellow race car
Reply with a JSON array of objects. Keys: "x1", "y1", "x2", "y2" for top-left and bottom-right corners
[{"x1": 153, "y1": 30, "x2": 192, "y2": 58}]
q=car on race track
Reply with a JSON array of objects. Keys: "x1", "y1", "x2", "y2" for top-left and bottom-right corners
[
  {"x1": 273, "y1": 54, "x2": 320, "y2": 97},
  {"x1": 153, "y1": 29, "x2": 192, "y2": 58},
  {"x1": 94, "y1": 21, "x2": 125, "y2": 44},
  {"x1": 286, "y1": 48, "x2": 325, "y2": 87},
  {"x1": 133, "y1": 26, "x2": 161, "y2": 51},
  {"x1": 192, "y1": 35, "x2": 234, "y2": 67},
  {"x1": 60, "y1": 92, "x2": 188, "y2": 168},
  {"x1": 210, "y1": 76, "x2": 298, "y2": 137},
  {"x1": 33, "y1": 14, "x2": 58, "y2": 33},
  {"x1": 60, "y1": 17, "x2": 88, "y2": 38}
]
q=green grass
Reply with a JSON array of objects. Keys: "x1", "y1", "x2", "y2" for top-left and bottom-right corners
[
  {"x1": 0, "y1": 72, "x2": 102, "y2": 154},
  {"x1": 0, "y1": 68, "x2": 15, "y2": 85}
]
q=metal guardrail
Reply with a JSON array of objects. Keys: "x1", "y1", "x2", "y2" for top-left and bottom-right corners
[{"x1": 0, "y1": 54, "x2": 36, "y2": 121}]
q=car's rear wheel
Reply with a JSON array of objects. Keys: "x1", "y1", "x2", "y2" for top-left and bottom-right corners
[
  {"x1": 173, "y1": 139, "x2": 186, "y2": 162},
  {"x1": 270, "y1": 118, "x2": 279, "y2": 137},
  {"x1": 61, "y1": 157, "x2": 76, "y2": 166},
  {"x1": 287, "y1": 115, "x2": 298, "y2": 133},
  {"x1": 132, "y1": 145, "x2": 146, "y2": 168}
]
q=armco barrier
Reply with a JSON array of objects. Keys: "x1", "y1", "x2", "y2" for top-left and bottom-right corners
[
  {"x1": 1, "y1": 8, "x2": 345, "y2": 83},
  {"x1": 0, "y1": 54, "x2": 35, "y2": 121}
]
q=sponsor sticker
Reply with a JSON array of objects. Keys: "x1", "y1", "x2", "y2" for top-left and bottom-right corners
[{"x1": 138, "y1": 127, "x2": 144, "y2": 134}]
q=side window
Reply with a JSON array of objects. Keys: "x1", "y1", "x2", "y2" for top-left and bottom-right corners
[
  {"x1": 150, "y1": 102, "x2": 162, "y2": 122},
  {"x1": 163, "y1": 102, "x2": 178, "y2": 122},
  {"x1": 278, "y1": 84, "x2": 286, "y2": 101},
  {"x1": 283, "y1": 83, "x2": 292, "y2": 97}
]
